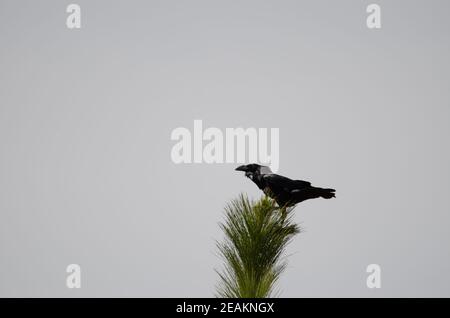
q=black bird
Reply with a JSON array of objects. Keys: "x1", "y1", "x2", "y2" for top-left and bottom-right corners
[{"x1": 235, "y1": 163, "x2": 336, "y2": 207}]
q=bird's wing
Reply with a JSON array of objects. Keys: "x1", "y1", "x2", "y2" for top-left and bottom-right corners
[{"x1": 262, "y1": 174, "x2": 311, "y2": 192}]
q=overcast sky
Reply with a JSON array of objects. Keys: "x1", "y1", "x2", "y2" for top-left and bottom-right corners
[{"x1": 1, "y1": 0, "x2": 449, "y2": 297}]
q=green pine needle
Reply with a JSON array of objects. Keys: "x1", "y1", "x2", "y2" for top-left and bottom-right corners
[{"x1": 215, "y1": 194, "x2": 300, "y2": 298}]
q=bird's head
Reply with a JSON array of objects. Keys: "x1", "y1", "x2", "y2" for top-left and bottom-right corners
[{"x1": 235, "y1": 164, "x2": 272, "y2": 179}]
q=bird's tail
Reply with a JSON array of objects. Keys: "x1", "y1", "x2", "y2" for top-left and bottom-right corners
[{"x1": 318, "y1": 187, "x2": 336, "y2": 199}]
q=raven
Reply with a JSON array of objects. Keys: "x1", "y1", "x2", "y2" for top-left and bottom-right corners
[{"x1": 235, "y1": 164, "x2": 336, "y2": 207}]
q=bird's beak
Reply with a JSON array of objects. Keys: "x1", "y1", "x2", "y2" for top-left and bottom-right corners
[{"x1": 235, "y1": 165, "x2": 248, "y2": 172}]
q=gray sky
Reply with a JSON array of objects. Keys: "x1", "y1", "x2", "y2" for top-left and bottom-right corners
[{"x1": 1, "y1": 0, "x2": 449, "y2": 297}]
